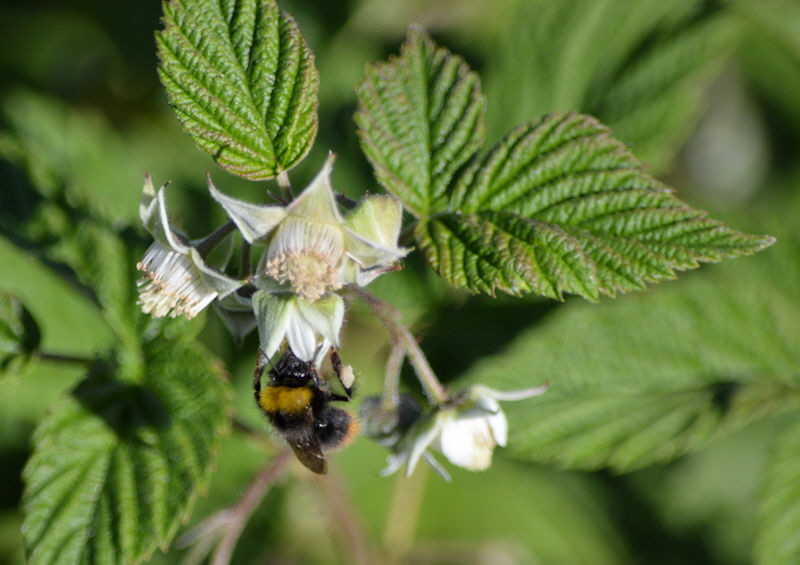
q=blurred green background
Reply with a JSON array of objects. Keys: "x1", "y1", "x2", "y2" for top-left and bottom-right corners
[{"x1": 1, "y1": 0, "x2": 799, "y2": 564}]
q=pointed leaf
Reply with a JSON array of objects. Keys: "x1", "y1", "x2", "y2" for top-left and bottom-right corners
[
  {"x1": 355, "y1": 25, "x2": 485, "y2": 217},
  {"x1": 157, "y1": 0, "x2": 319, "y2": 179},
  {"x1": 444, "y1": 112, "x2": 774, "y2": 297},
  {"x1": 757, "y1": 419, "x2": 800, "y2": 565},
  {"x1": 22, "y1": 340, "x2": 231, "y2": 564}
]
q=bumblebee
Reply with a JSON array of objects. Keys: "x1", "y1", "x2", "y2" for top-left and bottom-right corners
[{"x1": 254, "y1": 349, "x2": 357, "y2": 474}]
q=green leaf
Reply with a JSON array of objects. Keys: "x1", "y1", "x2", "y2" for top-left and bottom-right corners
[
  {"x1": 21, "y1": 340, "x2": 231, "y2": 565},
  {"x1": 415, "y1": 211, "x2": 598, "y2": 299},
  {"x1": 355, "y1": 25, "x2": 485, "y2": 217},
  {"x1": 482, "y1": 0, "x2": 736, "y2": 171},
  {"x1": 757, "y1": 418, "x2": 800, "y2": 565},
  {"x1": 157, "y1": 0, "x2": 319, "y2": 180},
  {"x1": 0, "y1": 293, "x2": 41, "y2": 375},
  {"x1": 459, "y1": 236, "x2": 800, "y2": 472},
  {"x1": 438, "y1": 112, "x2": 773, "y2": 298}
]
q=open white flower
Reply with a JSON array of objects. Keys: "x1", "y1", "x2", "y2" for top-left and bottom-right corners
[
  {"x1": 382, "y1": 384, "x2": 549, "y2": 480},
  {"x1": 209, "y1": 153, "x2": 408, "y2": 302},
  {"x1": 137, "y1": 174, "x2": 245, "y2": 319},
  {"x1": 252, "y1": 289, "x2": 344, "y2": 362}
]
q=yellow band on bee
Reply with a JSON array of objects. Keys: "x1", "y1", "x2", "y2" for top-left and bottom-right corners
[{"x1": 259, "y1": 386, "x2": 314, "y2": 415}]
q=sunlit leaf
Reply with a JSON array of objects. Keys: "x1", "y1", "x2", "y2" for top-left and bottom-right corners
[
  {"x1": 355, "y1": 25, "x2": 485, "y2": 217},
  {"x1": 436, "y1": 112, "x2": 773, "y2": 298},
  {"x1": 157, "y1": 0, "x2": 319, "y2": 179},
  {"x1": 21, "y1": 339, "x2": 231, "y2": 564}
]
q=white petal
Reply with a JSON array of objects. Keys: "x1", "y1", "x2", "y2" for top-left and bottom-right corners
[
  {"x1": 405, "y1": 414, "x2": 447, "y2": 477},
  {"x1": 439, "y1": 416, "x2": 496, "y2": 471},
  {"x1": 286, "y1": 152, "x2": 343, "y2": 225},
  {"x1": 471, "y1": 383, "x2": 549, "y2": 402},
  {"x1": 187, "y1": 248, "x2": 245, "y2": 298},
  {"x1": 486, "y1": 410, "x2": 508, "y2": 447},
  {"x1": 209, "y1": 177, "x2": 287, "y2": 244},
  {"x1": 252, "y1": 291, "x2": 293, "y2": 358},
  {"x1": 285, "y1": 303, "x2": 318, "y2": 361},
  {"x1": 295, "y1": 294, "x2": 344, "y2": 348}
]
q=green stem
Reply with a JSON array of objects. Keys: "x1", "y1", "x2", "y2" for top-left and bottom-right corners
[
  {"x1": 348, "y1": 287, "x2": 448, "y2": 405},
  {"x1": 195, "y1": 220, "x2": 236, "y2": 259},
  {"x1": 35, "y1": 351, "x2": 94, "y2": 365},
  {"x1": 276, "y1": 170, "x2": 293, "y2": 201},
  {"x1": 381, "y1": 344, "x2": 405, "y2": 411}
]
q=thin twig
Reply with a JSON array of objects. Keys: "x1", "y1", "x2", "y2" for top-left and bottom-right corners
[
  {"x1": 210, "y1": 450, "x2": 292, "y2": 565},
  {"x1": 347, "y1": 287, "x2": 448, "y2": 405}
]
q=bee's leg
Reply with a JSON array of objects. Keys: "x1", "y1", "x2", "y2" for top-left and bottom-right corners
[
  {"x1": 329, "y1": 348, "x2": 354, "y2": 399},
  {"x1": 253, "y1": 349, "x2": 268, "y2": 401}
]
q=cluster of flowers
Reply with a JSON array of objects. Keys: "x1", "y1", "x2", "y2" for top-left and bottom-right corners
[{"x1": 137, "y1": 155, "x2": 545, "y2": 478}]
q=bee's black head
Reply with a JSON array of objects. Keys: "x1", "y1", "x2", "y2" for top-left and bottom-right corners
[{"x1": 269, "y1": 350, "x2": 317, "y2": 388}]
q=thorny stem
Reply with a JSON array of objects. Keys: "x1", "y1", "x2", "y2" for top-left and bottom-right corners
[
  {"x1": 347, "y1": 287, "x2": 448, "y2": 405},
  {"x1": 209, "y1": 450, "x2": 292, "y2": 565},
  {"x1": 195, "y1": 220, "x2": 236, "y2": 259}
]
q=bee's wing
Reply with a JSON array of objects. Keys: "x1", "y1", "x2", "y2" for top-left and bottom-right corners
[
  {"x1": 286, "y1": 411, "x2": 327, "y2": 474},
  {"x1": 287, "y1": 432, "x2": 326, "y2": 474}
]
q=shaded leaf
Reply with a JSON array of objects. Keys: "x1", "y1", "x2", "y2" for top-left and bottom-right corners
[
  {"x1": 459, "y1": 235, "x2": 800, "y2": 471},
  {"x1": 483, "y1": 0, "x2": 736, "y2": 170},
  {"x1": 355, "y1": 25, "x2": 485, "y2": 217},
  {"x1": 21, "y1": 339, "x2": 231, "y2": 564},
  {"x1": 157, "y1": 0, "x2": 318, "y2": 179},
  {"x1": 0, "y1": 293, "x2": 41, "y2": 375},
  {"x1": 757, "y1": 418, "x2": 800, "y2": 565}
]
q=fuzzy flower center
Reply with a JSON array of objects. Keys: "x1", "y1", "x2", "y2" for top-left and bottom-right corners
[{"x1": 264, "y1": 217, "x2": 345, "y2": 302}]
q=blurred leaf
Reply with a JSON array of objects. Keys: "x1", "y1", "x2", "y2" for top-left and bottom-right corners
[
  {"x1": 157, "y1": 0, "x2": 319, "y2": 180},
  {"x1": 757, "y1": 417, "x2": 800, "y2": 565},
  {"x1": 0, "y1": 89, "x2": 143, "y2": 223},
  {"x1": 355, "y1": 25, "x2": 485, "y2": 217},
  {"x1": 460, "y1": 232, "x2": 800, "y2": 471},
  {"x1": 483, "y1": 0, "x2": 736, "y2": 171},
  {"x1": 730, "y1": 0, "x2": 800, "y2": 60},
  {"x1": 0, "y1": 293, "x2": 41, "y2": 376},
  {"x1": 420, "y1": 112, "x2": 774, "y2": 299},
  {"x1": 21, "y1": 339, "x2": 231, "y2": 565}
]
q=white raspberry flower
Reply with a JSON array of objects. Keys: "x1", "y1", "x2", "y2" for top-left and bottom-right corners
[
  {"x1": 136, "y1": 174, "x2": 244, "y2": 319},
  {"x1": 382, "y1": 384, "x2": 548, "y2": 480},
  {"x1": 209, "y1": 153, "x2": 408, "y2": 302}
]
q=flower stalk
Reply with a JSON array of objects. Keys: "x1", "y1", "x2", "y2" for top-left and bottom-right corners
[{"x1": 347, "y1": 286, "x2": 448, "y2": 405}]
